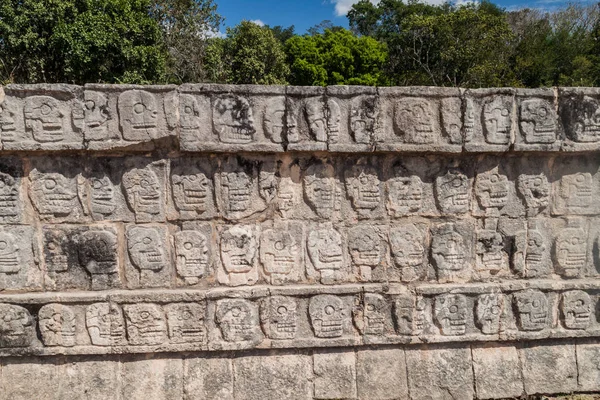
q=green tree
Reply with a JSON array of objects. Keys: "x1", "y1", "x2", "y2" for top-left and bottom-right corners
[
  {"x1": 285, "y1": 28, "x2": 388, "y2": 86},
  {"x1": 151, "y1": 0, "x2": 223, "y2": 83},
  {"x1": 348, "y1": 0, "x2": 517, "y2": 87},
  {"x1": 268, "y1": 25, "x2": 296, "y2": 44},
  {"x1": 0, "y1": 0, "x2": 168, "y2": 84},
  {"x1": 219, "y1": 20, "x2": 289, "y2": 85}
]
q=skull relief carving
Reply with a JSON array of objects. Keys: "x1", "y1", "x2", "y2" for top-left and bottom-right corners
[
  {"x1": 260, "y1": 296, "x2": 297, "y2": 340},
  {"x1": 434, "y1": 294, "x2": 467, "y2": 336},
  {"x1": 30, "y1": 170, "x2": 77, "y2": 217},
  {"x1": 123, "y1": 304, "x2": 167, "y2": 345},
  {"x1": 483, "y1": 96, "x2": 512, "y2": 144},
  {"x1": 179, "y1": 94, "x2": 201, "y2": 132},
  {"x1": 307, "y1": 226, "x2": 344, "y2": 283},
  {"x1": 517, "y1": 173, "x2": 549, "y2": 214},
  {"x1": 122, "y1": 167, "x2": 162, "y2": 218},
  {"x1": 389, "y1": 224, "x2": 426, "y2": 282},
  {"x1": 0, "y1": 99, "x2": 18, "y2": 142},
  {"x1": 393, "y1": 295, "x2": 427, "y2": 336},
  {"x1": 476, "y1": 228, "x2": 507, "y2": 274},
  {"x1": 174, "y1": 230, "x2": 209, "y2": 284},
  {"x1": 513, "y1": 290, "x2": 548, "y2": 331},
  {"x1": 0, "y1": 172, "x2": 19, "y2": 218},
  {"x1": 387, "y1": 168, "x2": 423, "y2": 216},
  {"x1": 85, "y1": 303, "x2": 125, "y2": 346},
  {"x1": 118, "y1": 90, "x2": 158, "y2": 141},
  {"x1": 221, "y1": 170, "x2": 252, "y2": 214},
  {"x1": 165, "y1": 303, "x2": 206, "y2": 344},
  {"x1": 476, "y1": 293, "x2": 502, "y2": 335},
  {"x1": 213, "y1": 95, "x2": 255, "y2": 144},
  {"x1": 394, "y1": 98, "x2": 435, "y2": 144},
  {"x1": 354, "y1": 293, "x2": 387, "y2": 335},
  {"x1": 260, "y1": 227, "x2": 301, "y2": 279},
  {"x1": 0, "y1": 232, "x2": 20, "y2": 274},
  {"x1": 89, "y1": 176, "x2": 116, "y2": 216},
  {"x1": 127, "y1": 227, "x2": 166, "y2": 272},
  {"x1": 0, "y1": 304, "x2": 35, "y2": 347},
  {"x1": 24, "y1": 96, "x2": 65, "y2": 142},
  {"x1": 309, "y1": 295, "x2": 348, "y2": 338},
  {"x1": 304, "y1": 98, "x2": 327, "y2": 142},
  {"x1": 431, "y1": 224, "x2": 468, "y2": 274},
  {"x1": 215, "y1": 299, "x2": 261, "y2": 343},
  {"x1": 560, "y1": 290, "x2": 592, "y2": 330},
  {"x1": 350, "y1": 96, "x2": 377, "y2": 144},
  {"x1": 220, "y1": 226, "x2": 256, "y2": 275},
  {"x1": 348, "y1": 226, "x2": 381, "y2": 281},
  {"x1": 559, "y1": 172, "x2": 593, "y2": 210},
  {"x1": 39, "y1": 304, "x2": 76, "y2": 347},
  {"x1": 520, "y1": 98, "x2": 557, "y2": 143},
  {"x1": 345, "y1": 165, "x2": 381, "y2": 215},
  {"x1": 82, "y1": 91, "x2": 110, "y2": 140},
  {"x1": 571, "y1": 96, "x2": 600, "y2": 142},
  {"x1": 327, "y1": 99, "x2": 341, "y2": 143},
  {"x1": 172, "y1": 166, "x2": 211, "y2": 215},
  {"x1": 304, "y1": 163, "x2": 338, "y2": 219},
  {"x1": 475, "y1": 168, "x2": 509, "y2": 213},
  {"x1": 263, "y1": 97, "x2": 286, "y2": 143},
  {"x1": 435, "y1": 169, "x2": 470, "y2": 214},
  {"x1": 77, "y1": 230, "x2": 119, "y2": 289},
  {"x1": 554, "y1": 220, "x2": 587, "y2": 278}
]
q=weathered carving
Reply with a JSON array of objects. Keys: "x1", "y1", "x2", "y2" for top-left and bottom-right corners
[
  {"x1": 353, "y1": 293, "x2": 387, "y2": 335},
  {"x1": 172, "y1": 165, "x2": 211, "y2": 216},
  {"x1": 568, "y1": 95, "x2": 600, "y2": 142},
  {"x1": 309, "y1": 295, "x2": 349, "y2": 338},
  {"x1": 389, "y1": 224, "x2": 426, "y2": 282},
  {"x1": 560, "y1": 290, "x2": 592, "y2": 330},
  {"x1": 520, "y1": 220, "x2": 548, "y2": 277},
  {"x1": 431, "y1": 223, "x2": 470, "y2": 279},
  {"x1": 24, "y1": 96, "x2": 66, "y2": 142},
  {"x1": 85, "y1": 303, "x2": 126, "y2": 346},
  {"x1": 513, "y1": 290, "x2": 548, "y2": 331},
  {"x1": 307, "y1": 226, "x2": 344, "y2": 284},
  {"x1": 394, "y1": 98, "x2": 435, "y2": 144},
  {"x1": 29, "y1": 170, "x2": 78, "y2": 217},
  {"x1": 344, "y1": 164, "x2": 381, "y2": 217},
  {"x1": 464, "y1": 98, "x2": 475, "y2": 142},
  {"x1": 263, "y1": 97, "x2": 285, "y2": 143},
  {"x1": 219, "y1": 225, "x2": 258, "y2": 286},
  {"x1": 304, "y1": 98, "x2": 327, "y2": 143},
  {"x1": 0, "y1": 99, "x2": 18, "y2": 142},
  {"x1": 259, "y1": 224, "x2": 302, "y2": 285},
  {"x1": 44, "y1": 230, "x2": 70, "y2": 273},
  {"x1": 123, "y1": 304, "x2": 167, "y2": 345},
  {"x1": 393, "y1": 294, "x2": 427, "y2": 336},
  {"x1": 348, "y1": 226, "x2": 382, "y2": 281},
  {"x1": 77, "y1": 230, "x2": 120, "y2": 289},
  {"x1": 386, "y1": 166, "x2": 423, "y2": 217},
  {"x1": 440, "y1": 97, "x2": 463, "y2": 144},
  {"x1": 259, "y1": 296, "x2": 297, "y2": 340},
  {"x1": 215, "y1": 299, "x2": 261, "y2": 343},
  {"x1": 0, "y1": 172, "x2": 19, "y2": 220},
  {"x1": 327, "y1": 98, "x2": 341, "y2": 143},
  {"x1": 435, "y1": 168, "x2": 470, "y2": 214},
  {"x1": 558, "y1": 172, "x2": 593, "y2": 211},
  {"x1": 434, "y1": 294, "x2": 467, "y2": 336},
  {"x1": 517, "y1": 173, "x2": 549, "y2": 215},
  {"x1": 476, "y1": 293, "x2": 502, "y2": 335},
  {"x1": 81, "y1": 91, "x2": 111, "y2": 140},
  {"x1": 218, "y1": 159, "x2": 263, "y2": 220},
  {"x1": 520, "y1": 98, "x2": 557, "y2": 143},
  {"x1": 127, "y1": 226, "x2": 167, "y2": 273},
  {"x1": 350, "y1": 96, "x2": 377, "y2": 144},
  {"x1": 88, "y1": 176, "x2": 117, "y2": 216},
  {"x1": 122, "y1": 167, "x2": 162, "y2": 220},
  {"x1": 39, "y1": 304, "x2": 76, "y2": 347},
  {"x1": 475, "y1": 222, "x2": 508, "y2": 275},
  {"x1": 554, "y1": 218, "x2": 587, "y2": 278},
  {"x1": 483, "y1": 96, "x2": 512, "y2": 144},
  {"x1": 304, "y1": 162, "x2": 339, "y2": 219},
  {"x1": 179, "y1": 94, "x2": 201, "y2": 134},
  {"x1": 165, "y1": 303, "x2": 206, "y2": 343},
  {"x1": 118, "y1": 90, "x2": 158, "y2": 141},
  {"x1": 475, "y1": 168, "x2": 510, "y2": 214},
  {"x1": 174, "y1": 231, "x2": 209, "y2": 285},
  {"x1": 0, "y1": 304, "x2": 35, "y2": 347},
  {"x1": 0, "y1": 231, "x2": 20, "y2": 275},
  {"x1": 213, "y1": 95, "x2": 255, "y2": 144}
]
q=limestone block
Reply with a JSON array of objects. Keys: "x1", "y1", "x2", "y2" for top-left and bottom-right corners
[
  {"x1": 121, "y1": 356, "x2": 183, "y2": 400},
  {"x1": 82, "y1": 84, "x2": 177, "y2": 150},
  {"x1": 356, "y1": 348, "x2": 408, "y2": 400},
  {"x1": 0, "y1": 157, "x2": 27, "y2": 224},
  {"x1": 185, "y1": 355, "x2": 234, "y2": 399},
  {"x1": 378, "y1": 87, "x2": 463, "y2": 152},
  {"x1": 463, "y1": 88, "x2": 515, "y2": 152},
  {"x1": 0, "y1": 357, "x2": 60, "y2": 399},
  {"x1": 1, "y1": 84, "x2": 83, "y2": 150},
  {"x1": 314, "y1": 350, "x2": 357, "y2": 399},
  {"x1": 125, "y1": 224, "x2": 172, "y2": 289},
  {"x1": 178, "y1": 84, "x2": 286, "y2": 152},
  {"x1": 520, "y1": 342, "x2": 577, "y2": 395},
  {"x1": 559, "y1": 87, "x2": 600, "y2": 151},
  {"x1": 0, "y1": 225, "x2": 41, "y2": 292},
  {"x1": 515, "y1": 88, "x2": 562, "y2": 151},
  {"x1": 234, "y1": 353, "x2": 312, "y2": 400},
  {"x1": 286, "y1": 86, "x2": 328, "y2": 151},
  {"x1": 472, "y1": 344, "x2": 524, "y2": 399},
  {"x1": 57, "y1": 357, "x2": 119, "y2": 400},
  {"x1": 208, "y1": 298, "x2": 264, "y2": 350},
  {"x1": 551, "y1": 154, "x2": 600, "y2": 216},
  {"x1": 405, "y1": 345, "x2": 474, "y2": 400},
  {"x1": 576, "y1": 343, "x2": 600, "y2": 391},
  {"x1": 326, "y1": 86, "x2": 381, "y2": 152}
]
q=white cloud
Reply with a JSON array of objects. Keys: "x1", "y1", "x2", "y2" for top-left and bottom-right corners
[
  {"x1": 250, "y1": 19, "x2": 265, "y2": 27},
  {"x1": 204, "y1": 29, "x2": 226, "y2": 39}
]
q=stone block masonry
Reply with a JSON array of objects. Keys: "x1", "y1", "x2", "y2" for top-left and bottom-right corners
[{"x1": 0, "y1": 83, "x2": 599, "y2": 398}]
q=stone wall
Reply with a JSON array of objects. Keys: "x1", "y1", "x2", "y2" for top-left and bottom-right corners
[{"x1": 0, "y1": 83, "x2": 599, "y2": 399}]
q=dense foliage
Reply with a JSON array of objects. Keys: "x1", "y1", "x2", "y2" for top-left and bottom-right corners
[{"x1": 1, "y1": 0, "x2": 599, "y2": 87}]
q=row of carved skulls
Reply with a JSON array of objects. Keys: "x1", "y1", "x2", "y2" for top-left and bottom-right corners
[
  {"x1": 2, "y1": 91, "x2": 600, "y2": 145},
  {"x1": 24, "y1": 159, "x2": 597, "y2": 222},
  {"x1": 0, "y1": 289, "x2": 594, "y2": 349}
]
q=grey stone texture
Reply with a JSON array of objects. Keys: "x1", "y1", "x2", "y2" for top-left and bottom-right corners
[{"x1": 0, "y1": 84, "x2": 599, "y2": 399}]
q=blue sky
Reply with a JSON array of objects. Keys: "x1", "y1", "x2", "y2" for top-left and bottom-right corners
[{"x1": 214, "y1": 0, "x2": 596, "y2": 35}]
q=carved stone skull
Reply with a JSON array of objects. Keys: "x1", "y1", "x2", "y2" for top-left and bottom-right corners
[
  {"x1": 165, "y1": 303, "x2": 205, "y2": 343},
  {"x1": 304, "y1": 163, "x2": 337, "y2": 219},
  {"x1": 83, "y1": 91, "x2": 110, "y2": 140},
  {"x1": 434, "y1": 294, "x2": 467, "y2": 336},
  {"x1": 475, "y1": 168, "x2": 509, "y2": 212},
  {"x1": 172, "y1": 167, "x2": 210, "y2": 214},
  {"x1": 350, "y1": 96, "x2": 377, "y2": 144},
  {"x1": 39, "y1": 303, "x2": 76, "y2": 347},
  {"x1": 260, "y1": 296, "x2": 297, "y2": 340},
  {"x1": 213, "y1": 95, "x2": 255, "y2": 144},
  {"x1": 307, "y1": 227, "x2": 343, "y2": 272},
  {"x1": 304, "y1": 98, "x2": 327, "y2": 142},
  {"x1": 0, "y1": 304, "x2": 35, "y2": 347},
  {"x1": 476, "y1": 293, "x2": 502, "y2": 334},
  {"x1": 77, "y1": 230, "x2": 119, "y2": 287},
  {"x1": 387, "y1": 169, "x2": 423, "y2": 216},
  {"x1": 389, "y1": 225, "x2": 425, "y2": 282},
  {"x1": 24, "y1": 96, "x2": 65, "y2": 142},
  {"x1": 435, "y1": 169, "x2": 470, "y2": 214},
  {"x1": 554, "y1": 221, "x2": 587, "y2": 278},
  {"x1": 345, "y1": 165, "x2": 381, "y2": 213},
  {"x1": 127, "y1": 227, "x2": 166, "y2": 272},
  {"x1": 0, "y1": 232, "x2": 19, "y2": 274},
  {"x1": 517, "y1": 173, "x2": 549, "y2": 212},
  {"x1": 561, "y1": 290, "x2": 592, "y2": 330},
  {"x1": 394, "y1": 98, "x2": 435, "y2": 144},
  {"x1": 85, "y1": 303, "x2": 125, "y2": 346},
  {"x1": 560, "y1": 172, "x2": 593, "y2": 209},
  {"x1": 220, "y1": 226, "x2": 256, "y2": 274},
  {"x1": 572, "y1": 96, "x2": 600, "y2": 142},
  {"x1": 221, "y1": 170, "x2": 252, "y2": 213},
  {"x1": 309, "y1": 295, "x2": 347, "y2": 338},
  {"x1": 118, "y1": 90, "x2": 158, "y2": 140},
  {"x1": 30, "y1": 170, "x2": 77, "y2": 216},
  {"x1": 354, "y1": 293, "x2": 387, "y2": 335},
  {"x1": 520, "y1": 98, "x2": 557, "y2": 143},
  {"x1": 89, "y1": 176, "x2": 116, "y2": 216},
  {"x1": 0, "y1": 99, "x2": 18, "y2": 141},
  {"x1": 483, "y1": 96, "x2": 511, "y2": 144},
  {"x1": 431, "y1": 224, "x2": 467, "y2": 273},
  {"x1": 0, "y1": 172, "x2": 18, "y2": 218},
  {"x1": 179, "y1": 94, "x2": 201, "y2": 132},
  {"x1": 513, "y1": 290, "x2": 548, "y2": 331},
  {"x1": 123, "y1": 304, "x2": 167, "y2": 345},
  {"x1": 260, "y1": 228, "x2": 300, "y2": 276},
  {"x1": 122, "y1": 167, "x2": 161, "y2": 217},
  {"x1": 215, "y1": 299, "x2": 260, "y2": 342},
  {"x1": 174, "y1": 230, "x2": 209, "y2": 283}
]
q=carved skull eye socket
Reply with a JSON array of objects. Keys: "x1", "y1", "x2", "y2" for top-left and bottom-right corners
[
  {"x1": 277, "y1": 306, "x2": 288, "y2": 315},
  {"x1": 449, "y1": 305, "x2": 459, "y2": 313},
  {"x1": 133, "y1": 103, "x2": 144, "y2": 114},
  {"x1": 187, "y1": 175, "x2": 197, "y2": 182},
  {"x1": 183, "y1": 242, "x2": 193, "y2": 250},
  {"x1": 446, "y1": 239, "x2": 456, "y2": 249},
  {"x1": 490, "y1": 174, "x2": 499, "y2": 183},
  {"x1": 324, "y1": 305, "x2": 335, "y2": 315},
  {"x1": 41, "y1": 103, "x2": 52, "y2": 115},
  {"x1": 85, "y1": 100, "x2": 96, "y2": 110},
  {"x1": 231, "y1": 307, "x2": 241, "y2": 317},
  {"x1": 491, "y1": 306, "x2": 500, "y2": 315},
  {"x1": 92, "y1": 179, "x2": 103, "y2": 189},
  {"x1": 528, "y1": 239, "x2": 537, "y2": 247},
  {"x1": 274, "y1": 240, "x2": 285, "y2": 251},
  {"x1": 537, "y1": 107, "x2": 548, "y2": 118},
  {"x1": 47, "y1": 242, "x2": 57, "y2": 251},
  {"x1": 140, "y1": 311, "x2": 150, "y2": 320},
  {"x1": 576, "y1": 300, "x2": 584, "y2": 307},
  {"x1": 0, "y1": 180, "x2": 6, "y2": 189},
  {"x1": 450, "y1": 177, "x2": 463, "y2": 188},
  {"x1": 143, "y1": 237, "x2": 152, "y2": 245},
  {"x1": 501, "y1": 108, "x2": 509, "y2": 117},
  {"x1": 44, "y1": 178, "x2": 57, "y2": 190},
  {"x1": 571, "y1": 238, "x2": 580, "y2": 245},
  {"x1": 532, "y1": 300, "x2": 540, "y2": 308},
  {"x1": 534, "y1": 178, "x2": 542, "y2": 186},
  {"x1": 184, "y1": 106, "x2": 193, "y2": 115},
  {"x1": 101, "y1": 314, "x2": 111, "y2": 323},
  {"x1": 576, "y1": 174, "x2": 585, "y2": 183},
  {"x1": 140, "y1": 179, "x2": 149, "y2": 187},
  {"x1": 182, "y1": 311, "x2": 192, "y2": 320},
  {"x1": 366, "y1": 304, "x2": 375, "y2": 312},
  {"x1": 0, "y1": 241, "x2": 7, "y2": 250}
]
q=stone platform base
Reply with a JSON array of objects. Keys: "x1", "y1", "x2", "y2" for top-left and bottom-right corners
[{"x1": 2, "y1": 340, "x2": 599, "y2": 399}]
